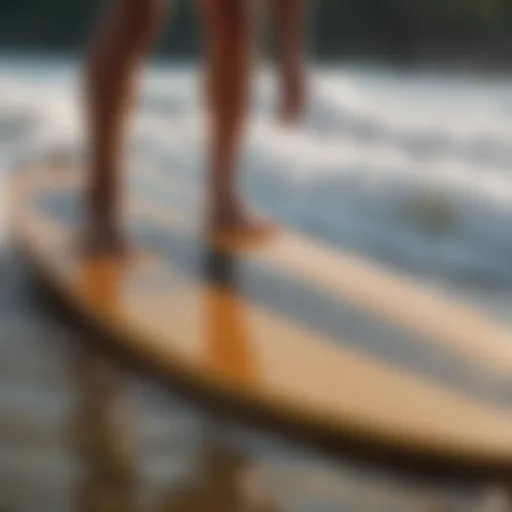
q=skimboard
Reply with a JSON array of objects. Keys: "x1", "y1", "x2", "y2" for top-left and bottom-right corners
[{"x1": 11, "y1": 161, "x2": 512, "y2": 478}]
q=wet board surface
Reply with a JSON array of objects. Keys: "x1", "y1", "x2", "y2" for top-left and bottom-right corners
[{"x1": 10, "y1": 162, "x2": 512, "y2": 476}]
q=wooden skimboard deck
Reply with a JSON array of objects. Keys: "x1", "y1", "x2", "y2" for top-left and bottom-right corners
[{"x1": 10, "y1": 162, "x2": 512, "y2": 477}]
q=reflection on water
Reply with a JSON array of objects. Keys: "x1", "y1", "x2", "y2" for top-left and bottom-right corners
[
  {"x1": 75, "y1": 347, "x2": 280, "y2": 512},
  {"x1": 157, "y1": 421, "x2": 280, "y2": 512},
  {"x1": 0, "y1": 247, "x2": 500, "y2": 511},
  {"x1": 74, "y1": 348, "x2": 137, "y2": 512}
]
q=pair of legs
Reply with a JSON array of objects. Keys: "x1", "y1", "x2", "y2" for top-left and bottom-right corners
[{"x1": 84, "y1": 0, "x2": 306, "y2": 255}]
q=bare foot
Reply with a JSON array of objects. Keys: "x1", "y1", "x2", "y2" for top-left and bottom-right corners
[{"x1": 211, "y1": 201, "x2": 276, "y2": 243}]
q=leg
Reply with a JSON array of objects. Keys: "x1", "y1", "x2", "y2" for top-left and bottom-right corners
[
  {"x1": 271, "y1": 0, "x2": 308, "y2": 124},
  {"x1": 84, "y1": 0, "x2": 167, "y2": 255},
  {"x1": 199, "y1": 0, "x2": 274, "y2": 239}
]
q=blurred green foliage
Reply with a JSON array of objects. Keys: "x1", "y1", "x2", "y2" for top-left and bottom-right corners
[{"x1": 0, "y1": 0, "x2": 511, "y2": 63}]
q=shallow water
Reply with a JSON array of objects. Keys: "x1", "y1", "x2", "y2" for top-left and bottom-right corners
[{"x1": 1, "y1": 57, "x2": 512, "y2": 511}]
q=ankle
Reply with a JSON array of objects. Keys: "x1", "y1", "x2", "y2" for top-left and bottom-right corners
[{"x1": 210, "y1": 190, "x2": 239, "y2": 213}]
